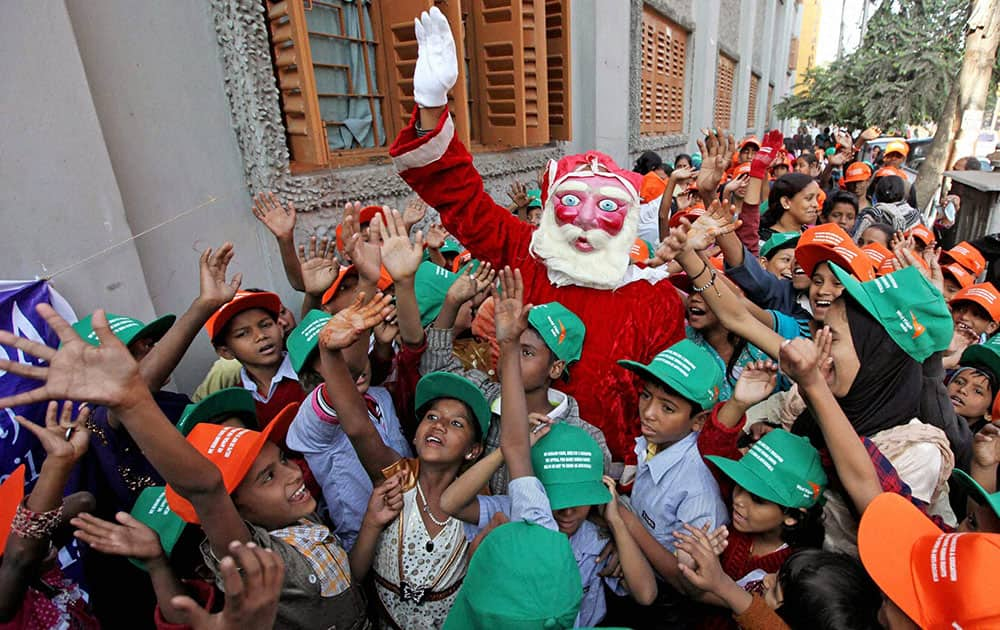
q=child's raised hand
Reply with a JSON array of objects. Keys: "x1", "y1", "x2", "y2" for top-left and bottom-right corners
[
  {"x1": 0, "y1": 308, "x2": 144, "y2": 410},
  {"x1": 365, "y1": 472, "x2": 405, "y2": 529},
  {"x1": 251, "y1": 192, "x2": 296, "y2": 241},
  {"x1": 722, "y1": 173, "x2": 749, "y2": 198},
  {"x1": 71, "y1": 511, "x2": 165, "y2": 562},
  {"x1": 379, "y1": 208, "x2": 425, "y2": 282},
  {"x1": 373, "y1": 311, "x2": 400, "y2": 346},
  {"x1": 777, "y1": 337, "x2": 824, "y2": 389},
  {"x1": 675, "y1": 524, "x2": 729, "y2": 594},
  {"x1": 813, "y1": 326, "x2": 835, "y2": 387},
  {"x1": 171, "y1": 541, "x2": 285, "y2": 630},
  {"x1": 341, "y1": 201, "x2": 383, "y2": 284},
  {"x1": 319, "y1": 292, "x2": 394, "y2": 351},
  {"x1": 444, "y1": 262, "x2": 495, "y2": 307},
  {"x1": 494, "y1": 266, "x2": 531, "y2": 345},
  {"x1": 600, "y1": 475, "x2": 623, "y2": 523},
  {"x1": 425, "y1": 223, "x2": 448, "y2": 250},
  {"x1": 15, "y1": 401, "x2": 91, "y2": 465},
  {"x1": 732, "y1": 360, "x2": 778, "y2": 407},
  {"x1": 403, "y1": 198, "x2": 429, "y2": 230},
  {"x1": 198, "y1": 243, "x2": 243, "y2": 310},
  {"x1": 507, "y1": 181, "x2": 529, "y2": 208},
  {"x1": 298, "y1": 236, "x2": 340, "y2": 297},
  {"x1": 972, "y1": 423, "x2": 1000, "y2": 470},
  {"x1": 696, "y1": 129, "x2": 736, "y2": 196},
  {"x1": 527, "y1": 413, "x2": 553, "y2": 446}
]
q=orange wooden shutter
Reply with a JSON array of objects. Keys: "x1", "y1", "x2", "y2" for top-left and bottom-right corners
[
  {"x1": 376, "y1": 0, "x2": 471, "y2": 144},
  {"x1": 788, "y1": 37, "x2": 799, "y2": 71},
  {"x1": 521, "y1": 0, "x2": 549, "y2": 145},
  {"x1": 713, "y1": 53, "x2": 736, "y2": 131},
  {"x1": 747, "y1": 73, "x2": 760, "y2": 127},
  {"x1": 264, "y1": 0, "x2": 328, "y2": 168},
  {"x1": 544, "y1": 0, "x2": 571, "y2": 140},
  {"x1": 640, "y1": 6, "x2": 686, "y2": 136}
]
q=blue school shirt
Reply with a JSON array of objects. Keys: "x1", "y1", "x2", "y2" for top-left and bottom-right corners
[
  {"x1": 478, "y1": 478, "x2": 626, "y2": 627},
  {"x1": 629, "y1": 432, "x2": 728, "y2": 553},
  {"x1": 285, "y1": 384, "x2": 412, "y2": 550}
]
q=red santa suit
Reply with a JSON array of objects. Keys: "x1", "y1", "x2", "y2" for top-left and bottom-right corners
[{"x1": 389, "y1": 109, "x2": 685, "y2": 461}]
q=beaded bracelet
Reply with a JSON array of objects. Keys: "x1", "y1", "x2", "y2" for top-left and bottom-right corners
[
  {"x1": 11, "y1": 498, "x2": 64, "y2": 540},
  {"x1": 691, "y1": 268, "x2": 721, "y2": 297}
]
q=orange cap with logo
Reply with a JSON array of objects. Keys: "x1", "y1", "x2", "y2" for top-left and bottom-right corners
[
  {"x1": 668, "y1": 206, "x2": 706, "y2": 229},
  {"x1": 950, "y1": 283, "x2": 1000, "y2": 323},
  {"x1": 861, "y1": 242, "x2": 893, "y2": 268},
  {"x1": 875, "y1": 166, "x2": 907, "y2": 180},
  {"x1": 843, "y1": 162, "x2": 873, "y2": 183},
  {"x1": 906, "y1": 224, "x2": 935, "y2": 247},
  {"x1": 630, "y1": 239, "x2": 654, "y2": 266},
  {"x1": 165, "y1": 403, "x2": 300, "y2": 524},
  {"x1": 859, "y1": 493, "x2": 1000, "y2": 629},
  {"x1": 942, "y1": 242, "x2": 987, "y2": 277},
  {"x1": 204, "y1": 291, "x2": 282, "y2": 342},
  {"x1": 795, "y1": 224, "x2": 876, "y2": 281},
  {"x1": 942, "y1": 263, "x2": 974, "y2": 291},
  {"x1": 884, "y1": 140, "x2": 909, "y2": 157}
]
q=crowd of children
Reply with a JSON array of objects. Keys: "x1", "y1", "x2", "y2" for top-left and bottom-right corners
[{"x1": 3, "y1": 7, "x2": 1000, "y2": 630}]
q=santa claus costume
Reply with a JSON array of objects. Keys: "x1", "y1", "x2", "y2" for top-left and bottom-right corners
[{"x1": 388, "y1": 8, "x2": 685, "y2": 461}]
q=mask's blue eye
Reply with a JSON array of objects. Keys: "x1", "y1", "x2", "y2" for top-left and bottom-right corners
[
  {"x1": 560, "y1": 194, "x2": 581, "y2": 207},
  {"x1": 598, "y1": 199, "x2": 618, "y2": 212}
]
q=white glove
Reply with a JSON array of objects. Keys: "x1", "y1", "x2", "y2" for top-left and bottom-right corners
[{"x1": 412, "y1": 7, "x2": 458, "y2": 108}]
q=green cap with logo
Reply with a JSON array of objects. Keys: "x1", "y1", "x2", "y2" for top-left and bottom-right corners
[
  {"x1": 531, "y1": 423, "x2": 610, "y2": 511},
  {"x1": 526, "y1": 302, "x2": 585, "y2": 366},
  {"x1": 959, "y1": 334, "x2": 1000, "y2": 382},
  {"x1": 706, "y1": 429, "x2": 827, "y2": 509},
  {"x1": 415, "y1": 372, "x2": 491, "y2": 440},
  {"x1": 72, "y1": 312, "x2": 176, "y2": 348},
  {"x1": 175, "y1": 387, "x2": 258, "y2": 437},
  {"x1": 440, "y1": 237, "x2": 464, "y2": 255},
  {"x1": 128, "y1": 486, "x2": 187, "y2": 571},
  {"x1": 287, "y1": 309, "x2": 332, "y2": 373},
  {"x1": 760, "y1": 232, "x2": 801, "y2": 259},
  {"x1": 951, "y1": 468, "x2": 1000, "y2": 521},
  {"x1": 415, "y1": 261, "x2": 461, "y2": 326},
  {"x1": 526, "y1": 186, "x2": 543, "y2": 209},
  {"x1": 442, "y1": 521, "x2": 581, "y2": 630},
  {"x1": 618, "y1": 339, "x2": 722, "y2": 411},
  {"x1": 830, "y1": 264, "x2": 952, "y2": 362}
]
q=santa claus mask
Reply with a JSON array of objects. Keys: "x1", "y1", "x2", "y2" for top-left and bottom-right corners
[{"x1": 529, "y1": 152, "x2": 642, "y2": 289}]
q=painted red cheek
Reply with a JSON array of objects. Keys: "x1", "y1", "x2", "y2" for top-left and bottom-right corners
[{"x1": 595, "y1": 208, "x2": 627, "y2": 233}]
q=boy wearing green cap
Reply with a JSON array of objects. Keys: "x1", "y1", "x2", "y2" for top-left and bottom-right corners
[
  {"x1": 758, "y1": 232, "x2": 799, "y2": 282},
  {"x1": 421, "y1": 282, "x2": 612, "y2": 495},
  {"x1": 952, "y1": 423, "x2": 1000, "y2": 534},
  {"x1": 948, "y1": 334, "x2": 1000, "y2": 432}
]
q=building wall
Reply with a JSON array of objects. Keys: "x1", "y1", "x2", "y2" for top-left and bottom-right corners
[{"x1": 794, "y1": 0, "x2": 822, "y2": 94}]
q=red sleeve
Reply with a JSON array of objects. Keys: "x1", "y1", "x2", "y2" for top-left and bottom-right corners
[
  {"x1": 389, "y1": 107, "x2": 535, "y2": 271},
  {"x1": 386, "y1": 338, "x2": 427, "y2": 436},
  {"x1": 698, "y1": 401, "x2": 746, "y2": 499},
  {"x1": 736, "y1": 201, "x2": 761, "y2": 257},
  {"x1": 154, "y1": 580, "x2": 218, "y2": 630}
]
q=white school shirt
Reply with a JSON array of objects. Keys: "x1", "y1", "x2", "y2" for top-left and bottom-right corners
[{"x1": 239, "y1": 352, "x2": 299, "y2": 403}]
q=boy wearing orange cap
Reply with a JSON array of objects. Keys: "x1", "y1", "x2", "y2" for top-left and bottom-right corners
[
  {"x1": 949, "y1": 283, "x2": 1000, "y2": 352},
  {"x1": 881, "y1": 140, "x2": 909, "y2": 168},
  {"x1": 206, "y1": 290, "x2": 305, "y2": 426},
  {"x1": 941, "y1": 241, "x2": 987, "y2": 278}
]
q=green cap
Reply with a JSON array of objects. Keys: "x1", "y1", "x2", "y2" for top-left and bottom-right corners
[
  {"x1": 526, "y1": 186, "x2": 543, "y2": 209},
  {"x1": 761, "y1": 232, "x2": 801, "y2": 259},
  {"x1": 706, "y1": 429, "x2": 827, "y2": 509},
  {"x1": 526, "y1": 302, "x2": 585, "y2": 365},
  {"x1": 128, "y1": 486, "x2": 186, "y2": 571},
  {"x1": 176, "y1": 387, "x2": 258, "y2": 436},
  {"x1": 415, "y1": 262, "x2": 461, "y2": 326},
  {"x1": 618, "y1": 339, "x2": 722, "y2": 411},
  {"x1": 960, "y1": 334, "x2": 1000, "y2": 382},
  {"x1": 531, "y1": 423, "x2": 610, "y2": 511},
  {"x1": 952, "y1": 469, "x2": 1000, "y2": 520},
  {"x1": 415, "y1": 372, "x2": 491, "y2": 440},
  {"x1": 443, "y1": 522, "x2": 581, "y2": 630},
  {"x1": 287, "y1": 309, "x2": 332, "y2": 373},
  {"x1": 72, "y1": 312, "x2": 176, "y2": 348},
  {"x1": 825, "y1": 147, "x2": 837, "y2": 156},
  {"x1": 831, "y1": 264, "x2": 952, "y2": 362},
  {"x1": 440, "y1": 237, "x2": 464, "y2": 255}
]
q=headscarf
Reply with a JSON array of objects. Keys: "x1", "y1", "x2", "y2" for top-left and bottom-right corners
[{"x1": 794, "y1": 296, "x2": 922, "y2": 445}]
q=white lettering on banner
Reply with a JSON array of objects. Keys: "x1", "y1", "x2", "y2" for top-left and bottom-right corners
[{"x1": 10, "y1": 300, "x2": 47, "y2": 367}]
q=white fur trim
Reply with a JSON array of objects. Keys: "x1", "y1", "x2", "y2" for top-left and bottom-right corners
[{"x1": 392, "y1": 115, "x2": 455, "y2": 172}]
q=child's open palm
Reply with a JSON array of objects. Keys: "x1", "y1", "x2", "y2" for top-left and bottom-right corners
[
  {"x1": 71, "y1": 511, "x2": 165, "y2": 561},
  {"x1": 15, "y1": 401, "x2": 91, "y2": 465},
  {"x1": 319, "y1": 293, "x2": 394, "y2": 351},
  {"x1": 380, "y1": 208, "x2": 424, "y2": 282},
  {"x1": 732, "y1": 360, "x2": 778, "y2": 407},
  {"x1": 425, "y1": 224, "x2": 448, "y2": 250},
  {"x1": 199, "y1": 243, "x2": 243, "y2": 309},
  {"x1": 494, "y1": 266, "x2": 531, "y2": 345},
  {"x1": 251, "y1": 192, "x2": 296, "y2": 241},
  {"x1": 445, "y1": 262, "x2": 495, "y2": 306},
  {"x1": 972, "y1": 424, "x2": 1000, "y2": 469},
  {"x1": 298, "y1": 236, "x2": 340, "y2": 297},
  {"x1": 0, "y1": 306, "x2": 144, "y2": 410},
  {"x1": 402, "y1": 198, "x2": 429, "y2": 231},
  {"x1": 341, "y1": 201, "x2": 383, "y2": 284},
  {"x1": 696, "y1": 129, "x2": 736, "y2": 197}
]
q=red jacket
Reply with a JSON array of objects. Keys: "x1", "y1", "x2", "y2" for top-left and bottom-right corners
[{"x1": 389, "y1": 109, "x2": 685, "y2": 460}]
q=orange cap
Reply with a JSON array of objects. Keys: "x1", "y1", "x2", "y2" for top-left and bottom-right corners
[
  {"x1": 816, "y1": 187, "x2": 827, "y2": 210},
  {"x1": 950, "y1": 283, "x2": 1000, "y2": 323},
  {"x1": 630, "y1": 239, "x2": 654, "y2": 266},
  {"x1": 0, "y1": 465, "x2": 25, "y2": 558},
  {"x1": 843, "y1": 162, "x2": 873, "y2": 184},
  {"x1": 709, "y1": 254, "x2": 725, "y2": 271},
  {"x1": 906, "y1": 224, "x2": 935, "y2": 247},
  {"x1": 668, "y1": 206, "x2": 706, "y2": 229},
  {"x1": 993, "y1": 390, "x2": 1000, "y2": 425},
  {"x1": 166, "y1": 403, "x2": 300, "y2": 524},
  {"x1": 942, "y1": 242, "x2": 986, "y2": 277},
  {"x1": 730, "y1": 162, "x2": 751, "y2": 179},
  {"x1": 942, "y1": 263, "x2": 974, "y2": 290},
  {"x1": 876, "y1": 251, "x2": 928, "y2": 276},
  {"x1": 862, "y1": 242, "x2": 893, "y2": 268},
  {"x1": 321, "y1": 265, "x2": 359, "y2": 306},
  {"x1": 639, "y1": 171, "x2": 667, "y2": 203},
  {"x1": 739, "y1": 136, "x2": 760, "y2": 151},
  {"x1": 358, "y1": 205, "x2": 384, "y2": 226},
  {"x1": 884, "y1": 140, "x2": 909, "y2": 157},
  {"x1": 377, "y1": 266, "x2": 394, "y2": 291},
  {"x1": 875, "y1": 166, "x2": 907, "y2": 180},
  {"x1": 859, "y1": 493, "x2": 1000, "y2": 629},
  {"x1": 204, "y1": 291, "x2": 282, "y2": 342},
  {"x1": 795, "y1": 223, "x2": 876, "y2": 281},
  {"x1": 450, "y1": 251, "x2": 474, "y2": 273}
]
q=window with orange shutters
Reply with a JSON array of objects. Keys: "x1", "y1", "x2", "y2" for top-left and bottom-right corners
[
  {"x1": 263, "y1": 0, "x2": 572, "y2": 171},
  {"x1": 713, "y1": 52, "x2": 736, "y2": 131},
  {"x1": 639, "y1": 5, "x2": 687, "y2": 135},
  {"x1": 766, "y1": 83, "x2": 774, "y2": 124},
  {"x1": 747, "y1": 73, "x2": 760, "y2": 127}
]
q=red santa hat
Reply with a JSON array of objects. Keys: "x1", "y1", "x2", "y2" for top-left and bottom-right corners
[{"x1": 540, "y1": 151, "x2": 644, "y2": 209}]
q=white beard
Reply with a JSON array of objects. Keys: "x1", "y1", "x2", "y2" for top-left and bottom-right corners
[{"x1": 528, "y1": 203, "x2": 639, "y2": 289}]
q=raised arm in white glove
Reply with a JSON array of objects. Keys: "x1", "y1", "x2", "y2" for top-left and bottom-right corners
[{"x1": 413, "y1": 7, "x2": 458, "y2": 108}]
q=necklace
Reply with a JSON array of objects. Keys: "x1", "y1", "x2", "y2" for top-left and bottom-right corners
[{"x1": 415, "y1": 479, "x2": 451, "y2": 528}]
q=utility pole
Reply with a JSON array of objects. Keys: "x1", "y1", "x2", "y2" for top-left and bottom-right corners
[
  {"x1": 860, "y1": 0, "x2": 872, "y2": 42},
  {"x1": 836, "y1": 0, "x2": 848, "y2": 59}
]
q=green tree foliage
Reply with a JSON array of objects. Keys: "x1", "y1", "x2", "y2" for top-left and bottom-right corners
[{"x1": 777, "y1": 0, "x2": 969, "y2": 128}]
